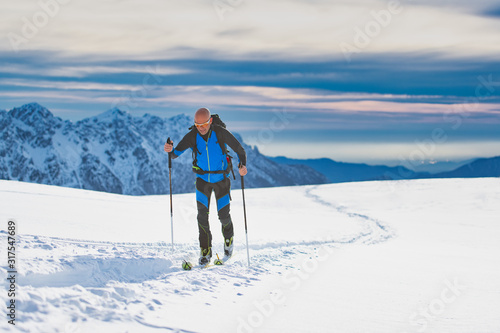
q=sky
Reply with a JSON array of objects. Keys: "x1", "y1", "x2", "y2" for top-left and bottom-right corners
[{"x1": 1, "y1": 0, "x2": 500, "y2": 166}]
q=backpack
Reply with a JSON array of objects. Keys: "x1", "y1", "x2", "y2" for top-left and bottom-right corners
[
  {"x1": 211, "y1": 114, "x2": 226, "y2": 128},
  {"x1": 189, "y1": 114, "x2": 235, "y2": 179}
]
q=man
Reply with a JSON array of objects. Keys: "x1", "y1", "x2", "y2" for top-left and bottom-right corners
[{"x1": 164, "y1": 108, "x2": 247, "y2": 265}]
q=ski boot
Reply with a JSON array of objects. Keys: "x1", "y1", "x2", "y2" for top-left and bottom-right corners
[
  {"x1": 224, "y1": 236, "x2": 233, "y2": 257},
  {"x1": 199, "y1": 247, "x2": 212, "y2": 266}
]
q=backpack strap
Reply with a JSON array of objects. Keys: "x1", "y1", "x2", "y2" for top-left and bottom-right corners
[
  {"x1": 213, "y1": 125, "x2": 236, "y2": 180},
  {"x1": 188, "y1": 127, "x2": 201, "y2": 172},
  {"x1": 191, "y1": 125, "x2": 235, "y2": 180}
]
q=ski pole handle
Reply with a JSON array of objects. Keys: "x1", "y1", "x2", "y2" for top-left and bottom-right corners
[{"x1": 167, "y1": 137, "x2": 173, "y2": 168}]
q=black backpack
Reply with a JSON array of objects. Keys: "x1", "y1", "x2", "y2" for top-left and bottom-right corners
[{"x1": 211, "y1": 114, "x2": 226, "y2": 128}]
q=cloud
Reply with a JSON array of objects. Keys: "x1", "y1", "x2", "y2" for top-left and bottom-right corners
[
  {"x1": 1, "y1": 50, "x2": 499, "y2": 125},
  {"x1": 1, "y1": 0, "x2": 499, "y2": 163},
  {"x1": 2, "y1": 50, "x2": 500, "y2": 100},
  {"x1": 2, "y1": 0, "x2": 500, "y2": 60},
  {"x1": 481, "y1": 5, "x2": 500, "y2": 18},
  {"x1": 258, "y1": 140, "x2": 500, "y2": 164},
  {"x1": 0, "y1": 64, "x2": 190, "y2": 78}
]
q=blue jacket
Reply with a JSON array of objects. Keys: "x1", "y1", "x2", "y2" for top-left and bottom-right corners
[{"x1": 171, "y1": 125, "x2": 246, "y2": 183}]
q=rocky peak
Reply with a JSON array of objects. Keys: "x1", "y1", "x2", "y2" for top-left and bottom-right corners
[
  {"x1": 93, "y1": 107, "x2": 131, "y2": 123},
  {"x1": 168, "y1": 113, "x2": 193, "y2": 128},
  {"x1": 0, "y1": 103, "x2": 328, "y2": 194},
  {"x1": 9, "y1": 103, "x2": 55, "y2": 126}
]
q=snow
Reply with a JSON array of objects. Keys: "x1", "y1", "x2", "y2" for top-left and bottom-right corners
[{"x1": 0, "y1": 178, "x2": 499, "y2": 332}]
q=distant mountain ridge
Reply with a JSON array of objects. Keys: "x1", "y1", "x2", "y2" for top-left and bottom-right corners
[
  {"x1": 269, "y1": 155, "x2": 500, "y2": 183},
  {"x1": 0, "y1": 103, "x2": 327, "y2": 195},
  {"x1": 269, "y1": 156, "x2": 430, "y2": 183},
  {"x1": 432, "y1": 156, "x2": 500, "y2": 178}
]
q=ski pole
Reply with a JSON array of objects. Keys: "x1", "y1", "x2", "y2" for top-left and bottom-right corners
[
  {"x1": 167, "y1": 137, "x2": 174, "y2": 250},
  {"x1": 241, "y1": 175, "x2": 250, "y2": 266}
]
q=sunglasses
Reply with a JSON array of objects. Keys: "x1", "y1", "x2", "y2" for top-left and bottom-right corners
[{"x1": 194, "y1": 118, "x2": 211, "y2": 128}]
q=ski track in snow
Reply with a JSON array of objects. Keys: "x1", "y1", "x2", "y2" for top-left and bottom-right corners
[
  {"x1": 1, "y1": 178, "x2": 498, "y2": 332},
  {"x1": 1, "y1": 235, "x2": 345, "y2": 332},
  {"x1": 0, "y1": 183, "x2": 396, "y2": 332},
  {"x1": 0, "y1": 234, "x2": 268, "y2": 332},
  {"x1": 304, "y1": 185, "x2": 395, "y2": 245}
]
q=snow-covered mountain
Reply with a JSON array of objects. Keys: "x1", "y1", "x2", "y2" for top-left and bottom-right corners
[{"x1": 0, "y1": 103, "x2": 327, "y2": 195}]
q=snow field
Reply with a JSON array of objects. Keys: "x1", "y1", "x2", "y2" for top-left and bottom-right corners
[{"x1": 0, "y1": 178, "x2": 499, "y2": 332}]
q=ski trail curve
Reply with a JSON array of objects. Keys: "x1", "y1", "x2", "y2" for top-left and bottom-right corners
[{"x1": 304, "y1": 185, "x2": 395, "y2": 245}]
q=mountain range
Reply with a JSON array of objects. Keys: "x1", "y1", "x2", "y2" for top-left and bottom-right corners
[
  {"x1": 1, "y1": 103, "x2": 498, "y2": 195},
  {"x1": 0, "y1": 103, "x2": 327, "y2": 195},
  {"x1": 269, "y1": 156, "x2": 428, "y2": 183},
  {"x1": 270, "y1": 155, "x2": 500, "y2": 183},
  {"x1": 432, "y1": 156, "x2": 500, "y2": 178}
]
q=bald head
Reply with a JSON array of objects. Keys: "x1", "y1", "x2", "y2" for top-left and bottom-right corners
[
  {"x1": 194, "y1": 107, "x2": 212, "y2": 135},
  {"x1": 194, "y1": 108, "x2": 211, "y2": 124}
]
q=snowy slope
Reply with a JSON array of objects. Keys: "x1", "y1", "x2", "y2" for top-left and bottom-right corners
[{"x1": 0, "y1": 178, "x2": 499, "y2": 333}]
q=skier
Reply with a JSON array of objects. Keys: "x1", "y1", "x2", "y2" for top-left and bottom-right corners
[{"x1": 164, "y1": 108, "x2": 247, "y2": 265}]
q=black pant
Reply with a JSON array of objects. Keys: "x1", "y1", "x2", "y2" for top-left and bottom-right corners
[{"x1": 195, "y1": 177, "x2": 233, "y2": 251}]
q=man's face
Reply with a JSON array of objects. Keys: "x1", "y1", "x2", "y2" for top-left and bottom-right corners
[{"x1": 194, "y1": 115, "x2": 212, "y2": 135}]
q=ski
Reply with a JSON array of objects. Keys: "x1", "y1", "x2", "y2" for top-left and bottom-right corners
[
  {"x1": 182, "y1": 259, "x2": 194, "y2": 270},
  {"x1": 205, "y1": 253, "x2": 232, "y2": 268},
  {"x1": 213, "y1": 253, "x2": 224, "y2": 265},
  {"x1": 181, "y1": 252, "x2": 233, "y2": 270},
  {"x1": 181, "y1": 259, "x2": 210, "y2": 270}
]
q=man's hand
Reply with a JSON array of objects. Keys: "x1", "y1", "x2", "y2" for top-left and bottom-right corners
[
  {"x1": 239, "y1": 165, "x2": 247, "y2": 176},
  {"x1": 164, "y1": 141, "x2": 173, "y2": 153}
]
